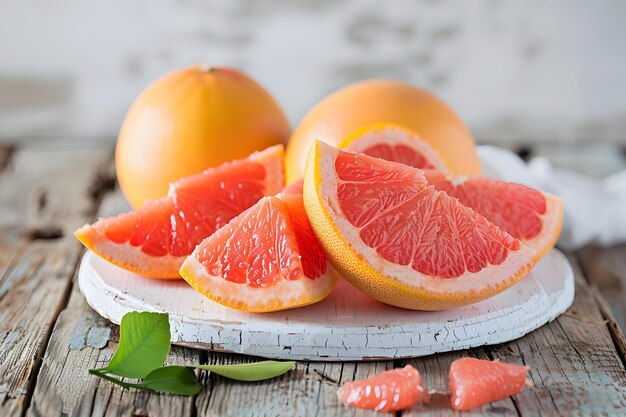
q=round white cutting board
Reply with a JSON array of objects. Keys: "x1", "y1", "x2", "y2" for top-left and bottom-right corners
[{"x1": 78, "y1": 249, "x2": 574, "y2": 361}]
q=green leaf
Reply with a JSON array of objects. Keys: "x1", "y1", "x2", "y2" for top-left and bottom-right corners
[
  {"x1": 87, "y1": 311, "x2": 294, "y2": 396},
  {"x1": 140, "y1": 366, "x2": 202, "y2": 396},
  {"x1": 105, "y1": 311, "x2": 171, "y2": 378},
  {"x1": 194, "y1": 360, "x2": 295, "y2": 381}
]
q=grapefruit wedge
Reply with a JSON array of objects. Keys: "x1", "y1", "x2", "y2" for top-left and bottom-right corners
[
  {"x1": 341, "y1": 123, "x2": 449, "y2": 172},
  {"x1": 337, "y1": 365, "x2": 428, "y2": 412},
  {"x1": 449, "y1": 358, "x2": 530, "y2": 411},
  {"x1": 75, "y1": 145, "x2": 284, "y2": 278},
  {"x1": 303, "y1": 141, "x2": 537, "y2": 310},
  {"x1": 179, "y1": 187, "x2": 338, "y2": 312},
  {"x1": 424, "y1": 170, "x2": 563, "y2": 259}
]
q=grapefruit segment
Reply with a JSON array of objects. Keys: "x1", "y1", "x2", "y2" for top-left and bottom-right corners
[
  {"x1": 75, "y1": 145, "x2": 285, "y2": 278},
  {"x1": 337, "y1": 365, "x2": 428, "y2": 412},
  {"x1": 449, "y1": 358, "x2": 530, "y2": 411},
  {"x1": 303, "y1": 141, "x2": 537, "y2": 310},
  {"x1": 340, "y1": 123, "x2": 449, "y2": 172},
  {"x1": 424, "y1": 170, "x2": 563, "y2": 259},
  {"x1": 179, "y1": 191, "x2": 338, "y2": 312}
]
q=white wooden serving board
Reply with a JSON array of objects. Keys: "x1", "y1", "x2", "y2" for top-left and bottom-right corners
[{"x1": 78, "y1": 249, "x2": 574, "y2": 361}]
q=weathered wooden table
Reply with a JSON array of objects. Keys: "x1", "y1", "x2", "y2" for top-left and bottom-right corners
[{"x1": 1, "y1": 143, "x2": 626, "y2": 416}]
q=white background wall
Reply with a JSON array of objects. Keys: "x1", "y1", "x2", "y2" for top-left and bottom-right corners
[{"x1": 1, "y1": 0, "x2": 625, "y2": 146}]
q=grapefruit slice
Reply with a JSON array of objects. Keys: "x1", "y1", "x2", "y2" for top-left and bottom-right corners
[
  {"x1": 424, "y1": 170, "x2": 563, "y2": 259},
  {"x1": 303, "y1": 141, "x2": 536, "y2": 310},
  {"x1": 179, "y1": 188, "x2": 338, "y2": 312},
  {"x1": 449, "y1": 358, "x2": 530, "y2": 411},
  {"x1": 340, "y1": 123, "x2": 449, "y2": 172},
  {"x1": 337, "y1": 365, "x2": 428, "y2": 412},
  {"x1": 75, "y1": 145, "x2": 285, "y2": 278}
]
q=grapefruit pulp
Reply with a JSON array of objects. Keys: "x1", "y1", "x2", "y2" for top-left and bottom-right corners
[
  {"x1": 337, "y1": 365, "x2": 428, "y2": 412},
  {"x1": 424, "y1": 170, "x2": 563, "y2": 259},
  {"x1": 179, "y1": 186, "x2": 338, "y2": 312},
  {"x1": 303, "y1": 141, "x2": 537, "y2": 310},
  {"x1": 449, "y1": 358, "x2": 530, "y2": 411},
  {"x1": 75, "y1": 145, "x2": 284, "y2": 278},
  {"x1": 341, "y1": 123, "x2": 449, "y2": 172}
]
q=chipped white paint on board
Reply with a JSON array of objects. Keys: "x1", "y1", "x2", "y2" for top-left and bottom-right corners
[{"x1": 78, "y1": 249, "x2": 574, "y2": 361}]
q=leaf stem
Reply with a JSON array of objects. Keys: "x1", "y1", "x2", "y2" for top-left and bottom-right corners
[{"x1": 89, "y1": 369, "x2": 153, "y2": 391}]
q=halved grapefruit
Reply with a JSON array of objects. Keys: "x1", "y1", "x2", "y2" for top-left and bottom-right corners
[
  {"x1": 303, "y1": 141, "x2": 537, "y2": 310},
  {"x1": 341, "y1": 123, "x2": 449, "y2": 172},
  {"x1": 179, "y1": 188, "x2": 338, "y2": 312},
  {"x1": 424, "y1": 170, "x2": 563, "y2": 259},
  {"x1": 449, "y1": 358, "x2": 530, "y2": 411},
  {"x1": 337, "y1": 365, "x2": 428, "y2": 412},
  {"x1": 75, "y1": 145, "x2": 285, "y2": 278}
]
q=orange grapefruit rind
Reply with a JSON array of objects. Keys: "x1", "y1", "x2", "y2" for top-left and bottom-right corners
[
  {"x1": 116, "y1": 66, "x2": 290, "y2": 209},
  {"x1": 340, "y1": 123, "x2": 450, "y2": 173},
  {"x1": 303, "y1": 141, "x2": 537, "y2": 310}
]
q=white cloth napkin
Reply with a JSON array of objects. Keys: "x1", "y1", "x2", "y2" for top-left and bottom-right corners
[{"x1": 477, "y1": 145, "x2": 626, "y2": 250}]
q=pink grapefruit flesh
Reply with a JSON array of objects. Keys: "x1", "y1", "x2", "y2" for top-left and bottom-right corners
[
  {"x1": 424, "y1": 170, "x2": 563, "y2": 259},
  {"x1": 450, "y1": 357, "x2": 530, "y2": 411},
  {"x1": 179, "y1": 191, "x2": 337, "y2": 312},
  {"x1": 341, "y1": 123, "x2": 449, "y2": 172},
  {"x1": 74, "y1": 145, "x2": 284, "y2": 278},
  {"x1": 337, "y1": 365, "x2": 428, "y2": 412},
  {"x1": 302, "y1": 141, "x2": 537, "y2": 310}
]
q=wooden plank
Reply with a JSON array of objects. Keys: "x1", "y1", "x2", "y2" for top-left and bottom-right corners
[
  {"x1": 0, "y1": 146, "x2": 19, "y2": 295},
  {"x1": 195, "y1": 352, "x2": 394, "y2": 417},
  {"x1": 0, "y1": 148, "x2": 113, "y2": 279},
  {"x1": 590, "y1": 286, "x2": 626, "y2": 369},
  {"x1": 0, "y1": 147, "x2": 113, "y2": 416},
  {"x1": 27, "y1": 283, "x2": 200, "y2": 417},
  {"x1": 405, "y1": 253, "x2": 626, "y2": 416},
  {"x1": 404, "y1": 350, "x2": 519, "y2": 417},
  {"x1": 578, "y1": 245, "x2": 626, "y2": 332},
  {"x1": 0, "y1": 148, "x2": 114, "y2": 233},
  {"x1": 27, "y1": 187, "x2": 200, "y2": 417},
  {"x1": 486, "y1": 255, "x2": 626, "y2": 415}
]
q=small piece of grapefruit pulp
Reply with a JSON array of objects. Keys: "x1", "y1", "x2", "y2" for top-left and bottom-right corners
[
  {"x1": 449, "y1": 357, "x2": 530, "y2": 411},
  {"x1": 303, "y1": 141, "x2": 537, "y2": 310},
  {"x1": 337, "y1": 365, "x2": 428, "y2": 412},
  {"x1": 340, "y1": 123, "x2": 449, "y2": 173},
  {"x1": 179, "y1": 186, "x2": 338, "y2": 312},
  {"x1": 424, "y1": 170, "x2": 563, "y2": 260},
  {"x1": 74, "y1": 145, "x2": 285, "y2": 278}
]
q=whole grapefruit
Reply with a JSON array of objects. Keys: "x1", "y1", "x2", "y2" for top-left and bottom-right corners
[
  {"x1": 285, "y1": 79, "x2": 480, "y2": 183},
  {"x1": 116, "y1": 66, "x2": 290, "y2": 208}
]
